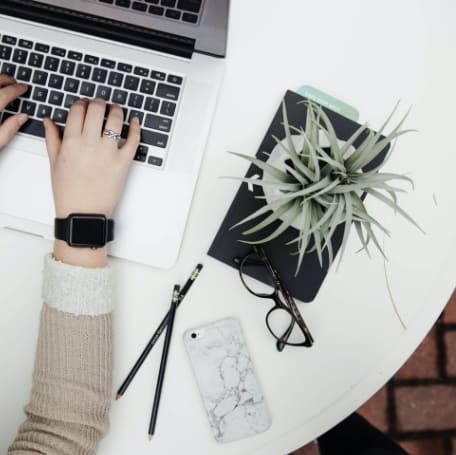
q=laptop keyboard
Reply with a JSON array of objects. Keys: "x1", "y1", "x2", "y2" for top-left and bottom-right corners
[
  {"x1": 0, "y1": 33, "x2": 185, "y2": 168},
  {"x1": 97, "y1": 0, "x2": 203, "y2": 25}
]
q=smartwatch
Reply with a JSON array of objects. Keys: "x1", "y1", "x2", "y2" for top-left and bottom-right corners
[{"x1": 54, "y1": 213, "x2": 115, "y2": 249}]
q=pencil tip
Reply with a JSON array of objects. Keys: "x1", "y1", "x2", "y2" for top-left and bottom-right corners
[
  {"x1": 148, "y1": 434, "x2": 153, "y2": 441},
  {"x1": 115, "y1": 393, "x2": 121, "y2": 400}
]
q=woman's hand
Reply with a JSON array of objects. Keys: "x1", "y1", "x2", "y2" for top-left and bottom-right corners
[
  {"x1": 44, "y1": 98, "x2": 141, "y2": 267},
  {"x1": 0, "y1": 74, "x2": 29, "y2": 149}
]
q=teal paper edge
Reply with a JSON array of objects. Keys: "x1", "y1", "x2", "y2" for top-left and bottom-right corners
[{"x1": 295, "y1": 85, "x2": 359, "y2": 122}]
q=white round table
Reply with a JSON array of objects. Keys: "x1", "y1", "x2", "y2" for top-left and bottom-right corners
[{"x1": 1, "y1": 1, "x2": 455, "y2": 454}]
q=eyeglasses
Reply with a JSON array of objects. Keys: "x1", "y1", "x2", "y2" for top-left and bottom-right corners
[{"x1": 234, "y1": 245, "x2": 314, "y2": 352}]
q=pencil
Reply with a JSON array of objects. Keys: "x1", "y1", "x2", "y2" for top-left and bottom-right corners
[
  {"x1": 148, "y1": 284, "x2": 180, "y2": 440},
  {"x1": 116, "y1": 264, "x2": 203, "y2": 400}
]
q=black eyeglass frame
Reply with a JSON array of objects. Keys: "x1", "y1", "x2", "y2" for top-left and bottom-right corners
[{"x1": 236, "y1": 245, "x2": 314, "y2": 351}]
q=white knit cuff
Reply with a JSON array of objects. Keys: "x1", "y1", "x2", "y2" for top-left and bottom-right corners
[{"x1": 42, "y1": 254, "x2": 113, "y2": 316}]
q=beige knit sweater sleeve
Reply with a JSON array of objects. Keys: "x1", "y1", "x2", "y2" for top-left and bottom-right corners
[{"x1": 8, "y1": 254, "x2": 114, "y2": 455}]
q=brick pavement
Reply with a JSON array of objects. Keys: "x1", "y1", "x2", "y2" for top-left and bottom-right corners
[{"x1": 291, "y1": 288, "x2": 456, "y2": 455}]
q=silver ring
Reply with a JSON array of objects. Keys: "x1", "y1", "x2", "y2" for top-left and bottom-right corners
[{"x1": 103, "y1": 129, "x2": 122, "y2": 144}]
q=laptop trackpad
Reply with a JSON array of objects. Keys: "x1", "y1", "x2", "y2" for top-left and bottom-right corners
[{"x1": 0, "y1": 147, "x2": 54, "y2": 227}]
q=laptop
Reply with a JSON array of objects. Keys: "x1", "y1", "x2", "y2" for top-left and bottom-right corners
[{"x1": 0, "y1": 0, "x2": 228, "y2": 268}]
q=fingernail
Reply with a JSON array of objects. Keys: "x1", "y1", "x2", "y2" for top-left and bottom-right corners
[{"x1": 18, "y1": 114, "x2": 28, "y2": 125}]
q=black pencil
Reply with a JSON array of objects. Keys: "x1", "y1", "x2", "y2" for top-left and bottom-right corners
[
  {"x1": 116, "y1": 264, "x2": 202, "y2": 400},
  {"x1": 148, "y1": 284, "x2": 180, "y2": 440}
]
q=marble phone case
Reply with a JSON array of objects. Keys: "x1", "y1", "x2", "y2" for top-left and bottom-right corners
[{"x1": 183, "y1": 317, "x2": 272, "y2": 443}]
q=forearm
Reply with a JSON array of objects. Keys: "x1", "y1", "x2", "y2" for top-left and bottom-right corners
[{"x1": 9, "y1": 255, "x2": 113, "y2": 455}]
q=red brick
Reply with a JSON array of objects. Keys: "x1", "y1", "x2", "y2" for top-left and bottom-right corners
[
  {"x1": 290, "y1": 441, "x2": 319, "y2": 455},
  {"x1": 443, "y1": 288, "x2": 456, "y2": 323},
  {"x1": 399, "y1": 439, "x2": 446, "y2": 455},
  {"x1": 395, "y1": 327, "x2": 438, "y2": 379},
  {"x1": 357, "y1": 386, "x2": 389, "y2": 433},
  {"x1": 395, "y1": 385, "x2": 456, "y2": 431},
  {"x1": 445, "y1": 331, "x2": 456, "y2": 377}
]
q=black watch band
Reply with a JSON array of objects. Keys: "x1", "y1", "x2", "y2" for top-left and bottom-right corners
[{"x1": 55, "y1": 213, "x2": 114, "y2": 249}]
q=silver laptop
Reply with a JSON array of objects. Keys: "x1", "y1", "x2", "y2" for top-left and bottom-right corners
[{"x1": 0, "y1": 0, "x2": 228, "y2": 268}]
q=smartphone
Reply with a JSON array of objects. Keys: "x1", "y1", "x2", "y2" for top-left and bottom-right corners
[{"x1": 183, "y1": 317, "x2": 272, "y2": 443}]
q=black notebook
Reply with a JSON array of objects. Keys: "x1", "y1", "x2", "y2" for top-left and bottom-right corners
[{"x1": 208, "y1": 90, "x2": 387, "y2": 302}]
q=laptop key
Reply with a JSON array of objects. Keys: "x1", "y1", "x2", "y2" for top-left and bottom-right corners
[
  {"x1": 124, "y1": 75, "x2": 140, "y2": 91},
  {"x1": 101, "y1": 59, "x2": 116, "y2": 69},
  {"x1": 148, "y1": 5, "x2": 164, "y2": 15},
  {"x1": 156, "y1": 83, "x2": 180, "y2": 101},
  {"x1": 135, "y1": 144, "x2": 148, "y2": 157},
  {"x1": 37, "y1": 104, "x2": 52, "y2": 119},
  {"x1": 33, "y1": 87, "x2": 48, "y2": 102},
  {"x1": 128, "y1": 93, "x2": 144, "y2": 108},
  {"x1": 132, "y1": 2, "x2": 147, "y2": 11},
  {"x1": 22, "y1": 86, "x2": 32, "y2": 99},
  {"x1": 84, "y1": 55, "x2": 99, "y2": 65},
  {"x1": 96, "y1": 85, "x2": 112, "y2": 101},
  {"x1": 68, "y1": 51, "x2": 82, "y2": 61},
  {"x1": 145, "y1": 114, "x2": 172, "y2": 132},
  {"x1": 16, "y1": 67, "x2": 32, "y2": 82},
  {"x1": 134, "y1": 66, "x2": 149, "y2": 77},
  {"x1": 182, "y1": 12, "x2": 198, "y2": 23},
  {"x1": 144, "y1": 97, "x2": 159, "y2": 112},
  {"x1": 167, "y1": 74, "x2": 183, "y2": 85},
  {"x1": 64, "y1": 94, "x2": 79, "y2": 108},
  {"x1": 112, "y1": 89, "x2": 128, "y2": 105},
  {"x1": 49, "y1": 91, "x2": 64, "y2": 106},
  {"x1": 148, "y1": 156, "x2": 163, "y2": 167},
  {"x1": 17, "y1": 118, "x2": 45, "y2": 138},
  {"x1": 0, "y1": 45, "x2": 13, "y2": 60},
  {"x1": 117, "y1": 62, "x2": 132, "y2": 73},
  {"x1": 108, "y1": 71, "x2": 124, "y2": 87},
  {"x1": 35, "y1": 43, "x2": 50, "y2": 53},
  {"x1": 76, "y1": 63, "x2": 92, "y2": 79},
  {"x1": 33, "y1": 70, "x2": 48, "y2": 86},
  {"x1": 121, "y1": 124, "x2": 129, "y2": 139},
  {"x1": 140, "y1": 80, "x2": 156, "y2": 94},
  {"x1": 165, "y1": 9, "x2": 181, "y2": 19},
  {"x1": 60, "y1": 60, "x2": 76, "y2": 75},
  {"x1": 13, "y1": 49, "x2": 28, "y2": 64},
  {"x1": 80, "y1": 82, "x2": 96, "y2": 97},
  {"x1": 151, "y1": 70, "x2": 165, "y2": 81},
  {"x1": 53, "y1": 108, "x2": 68, "y2": 124},
  {"x1": 49, "y1": 74, "x2": 64, "y2": 89},
  {"x1": 2, "y1": 35, "x2": 17, "y2": 45},
  {"x1": 21, "y1": 100, "x2": 37, "y2": 116},
  {"x1": 141, "y1": 129, "x2": 168, "y2": 148},
  {"x1": 44, "y1": 56, "x2": 59, "y2": 71},
  {"x1": 162, "y1": 0, "x2": 176, "y2": 7},
  {"x1": 92, "y1": 68, "x2": 108, "y2": 83},
  {"x1": 6, "y1": 98, "x2": 20, "y2": 113},
  {"x1": 115, "y1": 0, "x2": 131, "y2": 6},
  {"x1": 160, "y1": 101, "x2": 176, "y2": 117},
  {"x1": 129, "y1": 110, "x2": 144, "y2": 125},
  {"x1": 64, "y1": 78, "x2": 80, "y2": 93},
  {"x1": 1, "y1": 62, "x2": 16, "y2": 77},
  {"x1": 19, "y1": 39, "x2": 33, "y2": 49},
  {"x1": 177, "y1": 0, "x2": 201, "y2": 13},
  {"x1": 51, "y1": 47, "x2": 66, "y2": 57},
  {"x1": 99, "y1": 0, "x2": 114, "y2": 3},
  {"x1": 134, "y1": 153, "x2": 147, "y2": 163},
  {"x1": 28, "y1": 53, "x2": 44, "y2": 68}
]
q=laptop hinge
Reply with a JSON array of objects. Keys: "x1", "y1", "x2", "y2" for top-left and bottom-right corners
[{"x1": 0, "y1": 0, "x2": 195, "y2": 59}]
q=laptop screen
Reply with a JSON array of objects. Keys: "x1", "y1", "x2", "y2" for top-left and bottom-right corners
[{"x1": 0, "y1": 0, "x2": 229, "y2": 57}]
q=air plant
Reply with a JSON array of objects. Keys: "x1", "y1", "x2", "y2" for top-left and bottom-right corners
[{"x1": 229, "y1": 100, "x2": 422, "y2": 274}]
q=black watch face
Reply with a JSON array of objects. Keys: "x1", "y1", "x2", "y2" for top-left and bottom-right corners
[{"x1": 70, "y1": 216, "x2": 106, "y2": 247}]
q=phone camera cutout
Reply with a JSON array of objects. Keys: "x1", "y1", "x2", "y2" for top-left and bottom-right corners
[{"x1": 191, "y1": 332, "x2": 197, "y2": 339}]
